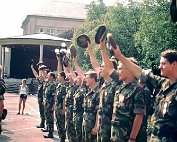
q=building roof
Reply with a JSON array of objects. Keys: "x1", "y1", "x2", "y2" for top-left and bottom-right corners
[
  {"x1": 0, "y1": 33, "x2": 71, "y2": 47},
  {"x1": 33, "y1": 0, "x2": 87, "y2": 19}
]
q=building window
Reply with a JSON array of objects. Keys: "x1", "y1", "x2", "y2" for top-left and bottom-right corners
[
  {"x1": 39, "y1": 28, "x2": 44, "y2": 33},
  {"x1": 47, "y1": 29, "x2": 54, "y2": 35},
  {"x1": 36, "y1": 28, "x2": 44, "y2": 34}
]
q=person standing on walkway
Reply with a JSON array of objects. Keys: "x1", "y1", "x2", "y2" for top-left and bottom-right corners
[
  {"x1": 17, "y1": 79, "x2": 29, "y2": 115},
  {"x1": 55, "y1": 55, "x2": 67, "y2": 142},
  {"x1": 43, "y1": 72, "x2": 56, "y2": 138},
  {"x1": 0, "y1": 65, "x2": 6, "y2": 134},
  {"x1": 31, "y1": 62, "x2": 47, "y2": 128}
]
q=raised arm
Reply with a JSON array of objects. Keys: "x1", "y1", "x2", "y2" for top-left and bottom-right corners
[
  {"x1": 57, "y1": 56, "x2": 62, "y2": 73},
  {"x1": 73, "y1": 57, "x2": 85, "y2": 82},
  {"x1": 87, "y1": 41, "x2": 100, "y2": 75},
  {"x1": 99, "y1": 39, "x2": 115, "y2": 75},
  {"x1": 31, "y1": 65, "x2": 39, "y2": 78},
  {"x1": 111, "y1": 46, "x2": 142, "y2": 78}
]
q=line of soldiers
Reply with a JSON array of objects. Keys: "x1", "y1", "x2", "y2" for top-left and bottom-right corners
[{"x1": 30, "y1": 30, "x2": 177, "y2": 142}]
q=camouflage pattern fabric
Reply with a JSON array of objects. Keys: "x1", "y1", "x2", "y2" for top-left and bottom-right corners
[
  {"x1": 44, "y1": 81, "x2": 56, "y2": 132},
  {"x1": 141, "y1": 72, "x2": 177, "y2": 142},
  {"x1": 37, "y1": 80, "x2": 45, "y2": 122},
  {"x1": 98, "y1": 80, "x2": 117, "y2": 142},
  {"x1": 82, "y1": 85, "x2": 100, "y2": 142},
  {"x1": 73, "y1": 84, "x2": 87, "y2": 141},
  {"x1": 111, "y1": 80, "x2": 146, "y2": 142},
  {"x1": 65, "y1": 84, "x2": 78, "y2": 142},
  {"x1": 55, "y1": 82, "x2": 67, "y2": 141}
]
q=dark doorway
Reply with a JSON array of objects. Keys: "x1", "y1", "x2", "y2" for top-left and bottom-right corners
[
  {"x1": 10, "y1": 45, "x2": 39, "y2": 78},
  {"x1": 10, "y1": 45, "x2": 57, "y2": 79}
]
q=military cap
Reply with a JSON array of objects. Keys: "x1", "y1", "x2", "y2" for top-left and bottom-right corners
[
  {"x1": 95, "y1": 25, "x2": 107, "y2": 44},
  {"x1": 38, "y1": 65, "x2": 47, "y2": 70},
  {"x1": 37, "y1": 61, "x2": 44, "y2": 66},
  {"x1": 77, "y1": 34, "x2": 90, "y2": 48},
  {"x1": 70, "y1": 44, "x2": 77, "y2": 58},
  {"x1": 85, "y1": 69, "x2": 96, "y2": 75}
]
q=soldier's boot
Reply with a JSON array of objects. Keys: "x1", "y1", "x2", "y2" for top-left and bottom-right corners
[
  {"x1": 41, "y1": 128, "x2": 49, "y2": 132},
  {"x1": 59, "y1": 132, "x2": 66, "y2": 142},
  {"x1": 60, "y1": 136, "x2": 65, "y2": 142},
  {"x1": 36, "y1": 119, "x2": 45, "y2": 128},
  {"x1": 43, "y1": 131, "x2": 54, "y2": 138}
]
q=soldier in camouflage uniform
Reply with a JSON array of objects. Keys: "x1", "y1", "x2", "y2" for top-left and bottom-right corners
[
  {"x1": 108, "y1": 58, "x2": 147, "y2": 142},
  {"x1": 31, "y1": 62, "x2": 47, "y2": 128},
  {"x1": 55, "y1": 71, "x2": 67, "y2": 142},
  {"x1": 94, "y1": 39, "x2": 120, "y2": 142},
  {"x1": 83, "y1": 70, "x2": 100, "y2": 142},
  {"x1": 111, "y1": 45, "x2": 177, "y2": 141},
  {"x1": 43, "y1": 72, "x2": 56, "y2": 138},
  {"x1": 65, "y1": 72, "x2": 78, "y2": 142},
  {"x1": 73, "y1": 76, "x2": 87, "y2": 141}
]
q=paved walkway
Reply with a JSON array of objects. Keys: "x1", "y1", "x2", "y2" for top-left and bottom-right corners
[{"x1": 0, "y1": 93, "x2": 61, "y2": 142}]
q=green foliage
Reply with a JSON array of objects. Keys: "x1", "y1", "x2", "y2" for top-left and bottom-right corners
[
  {"x1": 135, "y1": 0, "x2": 177, "y2": 68},
  {"x1": 72, "y1": 0, "x2": 177, "y2": 71}
]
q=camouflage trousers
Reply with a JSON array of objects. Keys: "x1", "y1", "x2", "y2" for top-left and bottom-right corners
[
  {"x1": 82, "y1": 119, "x2": 97, "y2": 142},
  {"x1": 55, "y1": 107, "x2": 65, "y2": 142},
  {"x1": 97, "y1": 116, "x2": 111, "y2": 142},
  {"x1": 150, "y1": 134, "x2": 176, "y2": 142},
  {"x1": 65, "y1": 119, "x2": 77, "y2": 142},
  {"x1": 110, "y1": 120, "x2": 131, "y2": 142},
  {"x1": 37, "y1": 93, "x2": 45, "y2": 121},
  {"x1": 44, "y1": 98, "x2": 54, "y2": 132},
  {"x1": 73, "y1": 112, "x2": 83, "y2": 141},
  {"x1": 111, "y1": 121, "x2": 147, "y2": 142}
]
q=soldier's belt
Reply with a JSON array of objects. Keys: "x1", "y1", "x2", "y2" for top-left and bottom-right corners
[
  {"x1": 98, "y1": 110, "x2": 112, "y2": 117},
  {"x1": 111, "y1": 120, "x2": 129, "y2": 128},
  {"x1": 73, "y1": 110, "x2": 84, "y2": 114}
]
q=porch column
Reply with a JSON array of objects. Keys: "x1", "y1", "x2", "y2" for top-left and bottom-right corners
[
  {"x1": 39, "y1": 44, "x2": 44, "y2": 62},
  {"x1": 0, "y1": 45, "x2": 2, "y2": 65},
  {"x1": 1, "y1": 47, "x2": 5, "y2": 78}
]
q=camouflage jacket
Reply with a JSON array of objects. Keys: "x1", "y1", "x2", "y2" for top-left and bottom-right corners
[
  {"x1": 83, "y1": 85, "x2": 100, "y2": 122},
  {"x1": 44, "y1": 81, "x2": 56, "y2": 100},
  {"x1": 112, "y1": 80, "x2": 146, "y2": 123},
  {"x1": 55, "y1": 82, "x2": 66, "y2": 109},
  {"x1": 141, "y1": 71, "x2": 177, "y2": 137},
  {"x1": 37, "y1": 79, "x2": 43, "y2": 94},
  {"x1": 73, "y1": 84, "x2": 87, "y2": 114},
  {"x1": 98, "y1": 80, "x2": 117, "y2": 119},
  {"x1": 65, "y1": 84, "x2": 78, "y2": 119}
]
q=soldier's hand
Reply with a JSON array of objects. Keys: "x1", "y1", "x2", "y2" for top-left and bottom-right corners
[
  {"x1": 87, "y1": 41, "x2": 92, "y2": 51},
  {"x1": 111, "y1": 45, "x2": 121, "y2": 57},
  {"x1": 62, "y1": 109, "x2": 65, "y2": 116},
  {"x1": 99, "y1": 38, "x2": 106, "y2": 49},
  {"x1": 91, "y1": 127, "x2": 97, "y2": 136},
  {"x1": 72, "y1": 57, "x2": 78, "y2": 64}
]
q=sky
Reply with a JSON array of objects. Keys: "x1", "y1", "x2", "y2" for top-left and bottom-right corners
[{"x1": 0, "y1": 0, "x2": 118, "y2": 38}]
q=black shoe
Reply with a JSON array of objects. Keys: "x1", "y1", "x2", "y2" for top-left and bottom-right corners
[
  {"x1": 17, "y1": 112, "x2": 20, "y2": 115},
  {"x1": 43, "y1": 133, "x2": 54, "y2": 138},
  {"x1": 41, "y1": 128, "x2": 49, "y2": 132},
  {"x1": 36, "y1": 124, "x2": 45, "y2": 128}
]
